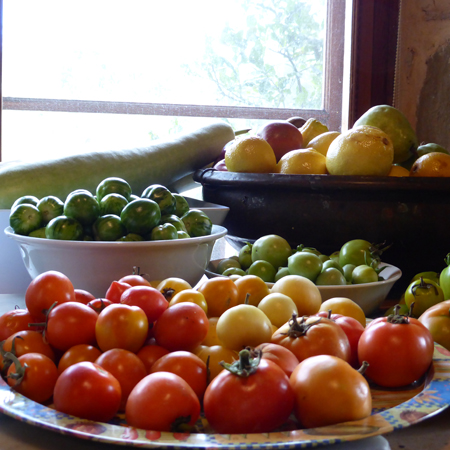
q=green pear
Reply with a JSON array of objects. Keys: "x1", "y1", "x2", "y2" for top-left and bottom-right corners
[
  {"x1": 400, "y1": 142, "x2": 448, "y2": 170},
  {"x1": 354, "y1": 105, "x2": 418, "y2": 164}
]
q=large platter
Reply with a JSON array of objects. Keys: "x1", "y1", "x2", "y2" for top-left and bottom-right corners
[{"x1": 1, "y1": 345, "x2": 450, "y2": 448}]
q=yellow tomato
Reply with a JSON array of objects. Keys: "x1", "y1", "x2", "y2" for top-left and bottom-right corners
[
  {"x1": 319, "y1": 297, "x2": 366, "y2": 327},
  {"x1": 234, "y1": 275, "x2": 271, "y2": 306},
  {"x1": 197, "y1": 277, "x2": 239, "y2": 318},
  {"x1": 216, "y1": 304, "x2": 273, "y2": 351},
  {"x1": 156, "y1": 277, "x2": 192, "y2": 302},
  {"x1": 193, "y1": 344, "x2": 238, "y2": 381},
  {"x1": 169, "y1": 289, "x2": 208, "y2": 315},
  {"x1": 257, "y1": 292, "x2": 298, "y2": 328},
  {"x1": 201, "y1": 317, "x2": 222, "y2": 346}
]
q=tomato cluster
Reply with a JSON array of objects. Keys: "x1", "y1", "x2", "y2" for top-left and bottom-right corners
[
  {"x1": 0, "y1": 269, "x2": 436, "y2": 434},
  {"x1": 8, "y1": 177, "x2": 212, "y2": 241},
  {"x1": 215, "y1": 235, "x2": 392, "y2": 286}
]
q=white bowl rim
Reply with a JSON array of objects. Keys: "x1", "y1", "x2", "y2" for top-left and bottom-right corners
[
  {"x1": 4, "y1": 225, "x2": 227, "y2": 248},
  {"x1": 206, "y1": 259, "x2": 402, "y2": 289}
]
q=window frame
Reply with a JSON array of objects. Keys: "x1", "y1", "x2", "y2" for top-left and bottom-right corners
[{"x1": 0, "y1": 0, "x2": 399, "y2": 161}]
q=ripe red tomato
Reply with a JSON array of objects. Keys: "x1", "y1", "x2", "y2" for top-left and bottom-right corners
[
  {"x1": 203, "y1": 349, "x2": 294, "y2": 434},
  {"x1": 150, "y1": 351, "x2": 208, "y2": 400},
  {"x1": 153, "y1": 303, "x2": 209, "y2": 352},
  {"x1": 136, "y1": 344, "x2": 170, "y2": 374},
  {"x1": 87, "y1": 298, "x2": 113, "y2": 314},
  {"x1": 0, "y1": 308, "x2": 37, "y2": 341},
  {"x1": 6, "y1": 352, "x2": 59, "y2": 403},
  {"x1": 118, "y1": 273, "x2": 152, "y2": 287},
  {"x1": 74, "y1": 289, "x2": 96, "y2": 304},
  {"x1": 256, "y1": 342, "x2": 300, "y2": 377},
  {"x1": 316, "y1": 311, "x2": 365, "y2": 367},
  {"x1": 25, "y1": 271, "x2": 76, "y2": 321},
  {"x1": 57, "y1": 344, "x2": 103, "y2": 375},
  {"x1": 3, "y1": 330, "x2": 56, "y2": 362},
  {"x1": 105, "y1": 280, "x2": 131, "y2": 303},
  {"x1": 95, "y1": 303, "x2": 148, "y2": 353},
  {"x1": 95, "y1": 348, "x2": 147, "y2": 411},
  {"x1": 120, "y1": 285, "x2": 168, "y2": 323},
  {"x1": 358, "y1": 314, "x2": 434, "y2": 387},
  {"x1": 125, "y1": 372, "x2": 201, "y2": 432},
  {"x1": 271, "y1": 314, "x2": 351, "y2": 364},
  {"x1": 290, "y1": 354, "x2": 372, "y2": 428},
  {"x1": 53, "y1": 361, "x2": 122, "y2": 422},
  {"x1": 45, "y1": 301, "x2": 98, "y2": 352}
]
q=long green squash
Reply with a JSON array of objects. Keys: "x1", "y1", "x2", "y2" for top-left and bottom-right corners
[{"x1": 0, "y1": 122, "x2": 235, "y2": 209}]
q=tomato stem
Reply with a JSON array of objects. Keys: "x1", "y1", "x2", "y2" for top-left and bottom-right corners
[
  {"x1": 357, "y1": 360, "x2": 370, "y2": 376},
  {"x1": 386, "y1": 304, "x2": 410, "y2": 324},
  {"x1": 411, "y1": 277, "x2": 439, "y2": 297},
  {"x1": 4, "y1": 352, "x2": 26, "y2": 386},
  {"x1": 220, "y1": 348, "x2": 261, "y2": 377},
  {"x1": 283, "y1": 313, "x2": 322, "y2": 338}
]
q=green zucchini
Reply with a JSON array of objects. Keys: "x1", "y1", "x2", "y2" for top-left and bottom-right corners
[{"x1": 0, "y1": 122, "x2": 235, "y2": 209}]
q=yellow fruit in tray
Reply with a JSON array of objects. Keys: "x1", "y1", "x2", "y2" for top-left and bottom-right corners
[
  {"x1": 326, "y1": 125, "x2": 394, "y2": 176},
  {"x1": 276, "y1": 149, "x2": 327, "y2": 175},
  {"x1": 299, "y1": 118, "x2": 329, "y2": 147},
  {"x1": 225, "y1": 136, "x2": 277, "y2": 173},
  {"x1": 353, "y1": 104, "x2": 418, "y2": 164},
  {"x1": 409, "y1": 152, "x2": 450, "y2": 177},
  {"x1": 388, "y1": 165, "x2": 410, "y2": 177},
  {"x1": 308, "y1": 131, "x2": 341, "y2": 156}
]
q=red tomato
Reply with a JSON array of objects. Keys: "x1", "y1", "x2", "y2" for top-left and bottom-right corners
[
  {"x1": 316, "y1": 311, "x2": 365, "y2": 367},
  {"x1": 45, "y1": 302, "x2": 98, "y2": 351},
  {"x1": 120, "y1": 285, "x2": 168, "y2": 323},
  {"x1": 95, "y1": 303, "x2": 148, "y2": 353},
  {"x1": 53, "y1": 361, "x2": 122, "y2": 422},
  {"x1": 6, "y1": 352, "x2": 58, "y2": 403},
  {"x1": 203, "y1": 349, "x2": 294, "y2": 434},
  {"x1": 57, "y1": 344, "x2": 103, "y2": 375},
  {"x1": 87, "y1": 298, "x2": 113, "y2": 314},
  {"x1": 0, "y1": 308, "x2": 37, "y2": 341},
  {"x1": 358, "y1": 314, "x2": 434, "y2": 387},
  {"x1": 25, "y1": 271, "x2": 76, "y2": 321},
  {"x1": 3, "y1": 330, "x2": 56, "y2": 362},
  {"x1": 136, "y1": 344, "x2": 170, "y2": 374},
  {"x1": 95, "y1": 348, "x2": 147, "y2": 411},
  {"x1": 256, "y1": 342, "x2": 300, "y2": 377},
  {"x1": 153, "y1": 303, "x2": 209, "y2": 352},
  {"x1": 271, "y1": 315, "x2": 351, "y2": 364},
  {"x1": 118, "y1": 273, "x2": 152, "y2": 287},
  {"x1": 105, "y1": 281, "x2": 131, "y2": 303},
  {"x1": 150, "y1": 351, "x2": 208, "y2": 400},
  {"x1": 290, "y1": 354, "x2": 372, "y2": 428},
  {"x1": 74, "y1": 289, "x2": 96, "y2": 304},
  {"x1": 125, "y1": 372, "x2": 201, "y2": 432}
]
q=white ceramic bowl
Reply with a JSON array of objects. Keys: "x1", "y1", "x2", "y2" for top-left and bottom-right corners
[
  {"x1": 5, "y1": 225, "x2": 227, "y2": 298},
  {"x1": 206, "y1": 260, "x2": 402, "y2": 316}
]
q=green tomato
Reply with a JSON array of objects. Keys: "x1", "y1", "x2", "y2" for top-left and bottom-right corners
[
  {"x1": 247, "y1": 260, "x2": 276, "y2": 283},
  {"x1": 274, "y1": 267, "x2": 290, "y2": 282},
  {"x1": 405, "y1": 277, "x2": 445, "y2": 317},
  {"x1": 9, "y1": 204, "x2": 43, "y2": 235},
  {"x1": 37, "y1": 196, "x2": 64, "y2": 225},
  {"x1": 339, "y1": 239, "x2": 374, "y2": 267},
  {"x1": 45, "y1": 216, "x2": 83, "y2": 240},
  {"x1": 217, "y1": 258, "x2": 242, "y2": 275},
  {"x1": 142, "y1": 184, "x2": 176, "y2": 216},
  {"x1": 315, "y1": 267, "x2": 347, "y2": 286},
  {"x1": 120, "y1": 198, "x2": 161, "y2": 236},
  {"x1": 149, "y1": 223, "x2": 178, "y2": 241},
  {"x1": 28, "y1": 227, "x2": 47, "y2": 239},
  {"x1": 64, "y1": 191, "x2": 100, "y2": 226},
  {"x1": 117, "y1": 233, "x2": 144, "y2": 242},
  {"x1": 440, "y1": 254, "x2": 450, "y2": 300},
  {"x1": 318, "y1": 254, "x2": 330, "y2": 263},
  {"x1": 329, "y1": 251, "x2": 340, "y2": 264},
  {"x1": 160, "y1": 214, "x2": 188, "y2": 232},
  {"x1": 93, "y1": 215, "x2": 126, "y2": 241},
  {"x1": 12, "y1": 195, "x2": 40, "y2": 209},
  {"x1": 251, "y1": 234, "x2": 292, "y2": 269},
  {"x1": 238, "y1": 243, "x2": 253, "y2": 270},
  {"x1": 173, "y1": 194, "x2": 190, "y2": 218},
  {"x1": 298, "y1": 245, "x2": 321, "y2": 256},
  {"x1": 222, "y1": 267, "x2": 246, "y2": 277},
  {"x1": 99, "y1": 193, "x2": 128, "y2": 216},
  {"x1": 177, "y1": 230, "x2": 190, "y2": 239},
  {"x1": 96, "y1": 177, "x2": 132, "y2": 202},
  {"x1": 321, "y1": 259, "x2": 344, "y2": 275},
  {"x1": 287, "y1": 251, "x2": 322, "y2": 282},
  {"x1": 181, "y1": 209, "x2": 213, "y2": 237},
  {"x1": 342, "y1": 264, "x2": 356, "y2": 282},
  {"x1": 351, "y1": 264, "x2": 378, "y2": 284}
]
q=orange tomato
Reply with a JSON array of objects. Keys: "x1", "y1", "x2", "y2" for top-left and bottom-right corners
[{"x1": 197, "y1": 278, "x2": 239, "y2": 317}]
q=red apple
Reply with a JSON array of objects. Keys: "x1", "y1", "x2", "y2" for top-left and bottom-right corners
[{"x1": 256, "y1": 121, "x2": 304, "y2": 161}]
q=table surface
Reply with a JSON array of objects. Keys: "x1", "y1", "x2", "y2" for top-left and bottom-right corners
[{"x1": 2, "y1": 236, "x2": 450, "y2": 450}]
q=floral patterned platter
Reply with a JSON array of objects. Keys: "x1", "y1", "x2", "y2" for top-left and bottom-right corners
[{"x1": 1, "y1": 345, "x2": 450, "y2": 449}]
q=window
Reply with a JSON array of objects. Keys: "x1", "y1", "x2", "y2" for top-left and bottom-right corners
[{"x1": 0, "y1": 0, "x2": 347, "y2": 162}]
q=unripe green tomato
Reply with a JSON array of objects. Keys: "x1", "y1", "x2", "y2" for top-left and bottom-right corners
[
  {"x1": 222, "y1": 267, "x2": 246, "y2": 277},
  {"x1": 9, "y1": 204, "x2": 42, "y2": 235},
  {"x1": 238, "y1": 244, "x2": 253, "y2": 270},
  {"x1": 217, "y1": 258, "x2": 241, "y2": 275},
  {"x1": 46, "y1": 216, "x2": 83, "y2": 240},
  {"x1": 150, "y1": 223, "x2": 178, "y2": 241},
  {"x1": 321, "y1": 259, "x2": 344, "y2": 275},
  {"x1": 287, "y1": 252, "x2": 322, "y2": 282},
  {"x1": 315, "y1": 267, "x2": 347, "y2": 286},
  {"x1": 247, "y1": 260, "x2": 276, "y2": 283},
  {"x1": 404, "y1": 277, "x2": 445, "y2": 317},
  {"x1": 343, "y1": 264, "x2": 356, "y2": 282},
  {"x1": 351, "y1": 265, "x2": 378, "y2": 284},
  {"x1": 275, "y1": 267, "x2": 290, "y2": 282}
]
